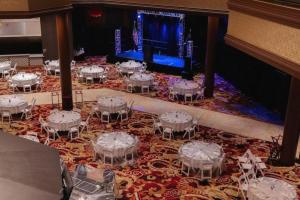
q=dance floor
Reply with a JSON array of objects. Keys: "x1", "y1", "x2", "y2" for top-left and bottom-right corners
[
  {"x1": 116, "y1": 50, "x2": 185, "y2": 68},
  {"x1": 3, "y1": 102, "x2": 299, "y2": 199},
  {"x1": 0, "y1": 56, "x2": 282, "y2": 124}
]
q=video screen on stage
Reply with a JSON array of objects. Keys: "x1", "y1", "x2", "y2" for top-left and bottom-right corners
[{"x1": 143, "y1": 14, "x2": 181, "y2": 56}]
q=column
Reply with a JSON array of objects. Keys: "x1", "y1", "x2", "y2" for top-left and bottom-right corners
[
  {"x1": 56, "y1": 12, "x2": 73, "y2": 110},
  {"x1": 280, "y1": 77, "x2": 300, "y2": 166},
  {"x1": 204, "y1": 16, "x2": 219, "y2": 98}
]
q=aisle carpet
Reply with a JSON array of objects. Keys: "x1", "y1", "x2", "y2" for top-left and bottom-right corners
[
  {"x1": 0, "y1": 57, "x2": 282, "y2": 124},
  {"x1": 2, "y1": 103, "x2": 299, "y2": 200}
]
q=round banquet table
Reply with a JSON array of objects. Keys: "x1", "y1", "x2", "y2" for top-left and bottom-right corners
[
  {"x1": 119, "y1": 61, "x2": 143, "y2": 73},
  {"x1": 173, "y1": 80, "x2": 199, "y2": 95},
  {"x1": 159, "y1": 111, "x2": 193, "y2": 132},
  {"x1": 0, "y1": 62, "x2": 11, "y2": 73},
  {"x1": 97, "y1": 96, "x2": 127, "y2": 113},
  {"x1": 80, "y1": 66, "x2": 104, "y2": 78},
  {"x1": 48, "y1": 60, "x2": 60, "y2": 71},
  {"x1": 129, "y1": 73, "x2": 154, "y2": 87},
  {"x1": 247, "y1": 177, "x2": 297, "y2": 200},
  {"x1": 0, "y1": 95, "x2": 28, "y2": 114},
  {"x1": 11, "y1": 73, "x2": 38, "y2": 87},
  {"x1": 95, "y1": 132, "x2": 139, "y2": 158},
  {"x1": 179, "y1": 141, "x2": 224, "y2": 176},
  {"x1": 47, "y1": 110, "x2": 81, "y2": 131}
]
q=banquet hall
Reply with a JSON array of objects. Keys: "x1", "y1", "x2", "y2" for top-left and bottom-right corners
[{"x1": 0, "y1": 0, "x2": 299, "y2": 199}]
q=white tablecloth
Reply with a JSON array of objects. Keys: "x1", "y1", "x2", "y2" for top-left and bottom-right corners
[
  {"x1": 0, "y1": 95, "x2": 28, "y2": 114},
  {"x1": 159, "y1": 111, "x2": 193, "y2": 132},
  {"x1": 129, "y1": 73, "x2": 154, "y2": 86},
  {"x1": 95, "y1": 132, "x2": 139, "y2": 157},
  {"x1": 47, "y1": 110, "x2": 81, "y2": 131},
  {"x1": 173, "y1": 80, "x2": 199, "y2": 95},
  {"x1": 48, "y1": 60, "x2": 60, "y2": 71},
  {"x1": 97, "y1": 96, "x2": 127, "y2": 113},
  {"x1": 119, "y1": 61, "x2": 142, "y2": 73},
  {"x1": 80, "y1": 66, "x2": 104, "y2": 78},
  {"x1": 0, "y1": 62, "x2": 11, "y2": 73},
  {"x1": 11, "y1": 73, "x2": 38, "y2": 87},
  {"x1": 179, "y1": 141, "x2": 223, "y2": 171},
  {"x1": 248, "y1": 177, "x2": 297, "y2": 200}
]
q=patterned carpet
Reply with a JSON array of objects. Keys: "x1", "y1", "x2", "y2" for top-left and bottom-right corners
[
  {"x1": 0, "y1": 56, "x2": 283, "y2": 125},
  {"x1": 2, "y1": 102, "x2": 299, "y2": 200}
]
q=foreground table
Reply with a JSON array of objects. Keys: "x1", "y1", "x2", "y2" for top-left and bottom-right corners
[
  {"x1": 173, "y1": 80, "x2": 199, "y2": 95},
  {"x1": 160, "y1": 111, "x2": 193, "y2": 132},
  {"x1": 179, "y1": 141, "x2": 224, "y2": 177},
  {"x1": 247, "y1": 177, "x2": 297, "y2": 200},
  {"x1": 129, "y1": 73, "x2": 154, "y2": 87},
  {"x1": 11, "y1": 72, "x2": 38, "y2": 87},
  {"x1": 119, "y1": 60, "x2": 142, "y2": 73},
  {"x1": 97, "y1": 96, "x2": 127, "y2": 113},
  {"x1": 80, "y1": 66, "x2": 104, "y2": 78},
  {"x1": 95, "y1": 132, "x2": 139, "y2": 161},
  {"x1": 0, "y1": 95, "x2": 28, "y2": 114},
  {"x1": 47, "y1": 110, "x2": 81, "y2": 131},
  {"x1": 0, "y1": 61, "x2": 11, "y2": 73}
]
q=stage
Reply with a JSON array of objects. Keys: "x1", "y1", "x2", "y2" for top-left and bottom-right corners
[{"x1": 116, "y1": 50, "x2": 185, "y2": 68}]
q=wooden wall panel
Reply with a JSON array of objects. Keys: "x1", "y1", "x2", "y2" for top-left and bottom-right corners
[
  {"x1": 28, "y1": 0, "x2": 71, "y2": 11},
  {"x1": 226, "y1": 11, "x2": 300, "y2": 77},
  {"x1": 71, "y1": 0, "x2": 228, "y2": 14},
  {"x1": 0, "y1": 0, "x2": 29, "y2": 11}
]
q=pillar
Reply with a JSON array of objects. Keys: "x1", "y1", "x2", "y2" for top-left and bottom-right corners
[
  {"x1": 56, "y1": 12, "x2": 73, "y2": 110},
  {"x1": 204, "y1": 16, "x2": 219, "y2": 98},
  {"x1": 280, "y1": 77, "x2": 300, "y2": 166}
]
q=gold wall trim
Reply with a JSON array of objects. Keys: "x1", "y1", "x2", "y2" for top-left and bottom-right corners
[
  {"x1": 225, "y1": 35, "x2": 299, "y2": 78},
  {"x1": 228, "y1": 0, "x2": 300, "y2": 29}
]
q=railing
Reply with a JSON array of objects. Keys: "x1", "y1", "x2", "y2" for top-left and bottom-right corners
[{"x1": 0, "y1": 54, "x2": 43, "y2": 66}]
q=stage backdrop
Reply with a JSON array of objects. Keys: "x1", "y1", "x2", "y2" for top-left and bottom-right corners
[{"x1": 143, "y1": 14, "x2": 180, "y2": 57}]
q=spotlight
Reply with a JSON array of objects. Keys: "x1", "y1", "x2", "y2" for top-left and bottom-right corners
[{"x1": 137, "y1": 14, "x2": 141, "y2": 19}]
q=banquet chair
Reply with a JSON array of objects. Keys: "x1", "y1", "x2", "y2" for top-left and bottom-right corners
[
  {"x1": 101, "y1": 111, "x2": 110, "y2": 123},
  {"x1": 217, "y1": 152, "x2": 226, "y2": 176},
  {"x1": 74, "y1": 89, "x2": 84, "y2": 105},
  {"x1": 79, "y1": 116, "x2": 90, "y2": 133},
  {"x1": 10, "y1": 63, "x2": 17, "y2": 75},
  {"x1": 115, "y1": 62, "x2": 120, "y2": 68},
  {"x1": 51, "y1": 91, "x2": 60, "y2": 108},
  {"x1": 1, "y1": 110, "x2": 12, "y2": 124},
  {"x1": 35, "y1": 77, "x2": 43, "y2": 91},
  {"x1": 90, "y1": 139, "x2": 99, "y2": 161},
  {"x1": 126, "y1": 82, "x2": 134, "y2": 93},
  {"x1": 102, "y1": 149, "x2": 115, "y2": 165},
  {"x1": 7, "y1": 80, "x2": 17, "y2": 93},
  {"x1": 196, "y1": 87, "x2": 206, "y2": 101},
  {"x1": 237, "y1": 174, "x2": 249, "y2": 200},
  {"x1": 127, "y1": 71, "x2": 134, "y2": 77},
  {"x1": 21, "y1": 102, "x2": 35, "y2": 119},
  {"x1": 184, "y1": 93, "x2": 193, "y2": 103},
  {"x1": 168, "y1": 87, "x2": 178, "y2": 101},
  {"x1": 2, "y1": 70, "x2": 10, "y2": 79},
  {"x1": 141, "y1": 85, "x2": 150, "y2": 93},
  {"x1": 44, "y1": 60, "x2": 50, "y2": 65},
  {"x1": 23, "y1": 84, "x2": 32, "y2": 93},
  {"x1": 124, "y1": 146, "x2": 136, "y2": 162},
  {"x1": 152, "y1": 117, "x2": 162, "y2": 134},
  {"x1": 43, "y1": 64, "x2": 51, "y2": 75},
  {"x1": 127, "y1": 100, "x2": 135, "y2": 116},
  {"x1": 254, "y1": 159, "x2": 267, "y2": 176},
  {"x1": 117, "y1": 109, "x2": 128, "y2": 122},
  {"x1": 181, "y1": 157, "x2": 192, "y2": 176},
  {"x1": 71, "y1": 60, "x2": 76, "y2": 68},
  {"x1": 85, "y1": 76, "x2": 94, "y2": 84},
  {"x1": 201, "y1": 163, "x2": 213, "y2": 180},
  {"x1": 54, "y1": 68, "x2": 61, "y2": 76},
  {"x1": 90, "y1": 105, "x2": 100, "y2": 119},
  {"x1": 238, "y1": 149, "x2": 253, "y2": 163},
  {"x1": 76, "y1": 71, "x2": 84, "y2": 82},
  {"x1": 45, "y1": 126, "x2": 60, "y2": 141},
  {"x1": 68, "y1": 126, "x2": 80, "y2": 141},
  {"x1": 39, "y1": 116, "x2": 48, "y2": 134},
  {"x1": 183, "y1": 125, "x2": 196, "y2": 140},
  {"x1": 162, "y1": 127, "x2": 174, "y2": 140}
]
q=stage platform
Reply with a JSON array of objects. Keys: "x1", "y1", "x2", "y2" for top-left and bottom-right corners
[{"x1": 116, "y1": 50, "x2": 185, "y2": 68}]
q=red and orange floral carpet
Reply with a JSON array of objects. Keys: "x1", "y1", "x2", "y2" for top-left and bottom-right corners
[
  {"x1": 0, "y1": 56, "x2": 283, "y2": 125},
  {"x1": 2, "y1": 102, "x2": 299, "y2": 200}
]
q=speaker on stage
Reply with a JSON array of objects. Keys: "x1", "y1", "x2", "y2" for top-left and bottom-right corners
[
  {"x1": 181, "y1": 57, "x2": 193, "y2": 80},
  {"x1": 143, "y1": 45, "x2": 153, "y2": 63}
]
